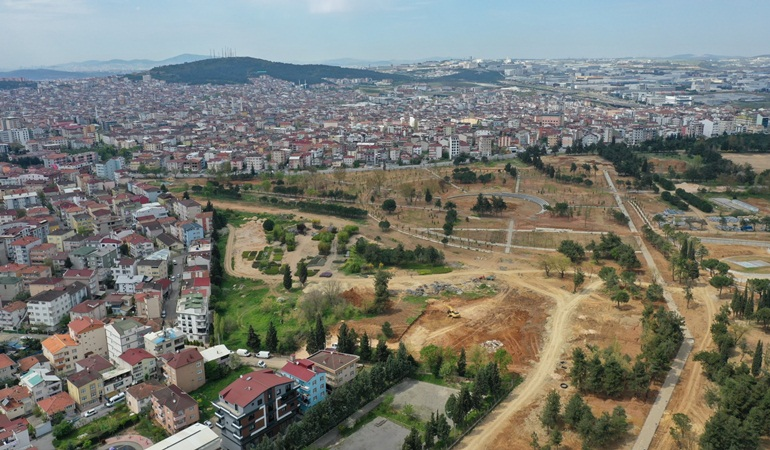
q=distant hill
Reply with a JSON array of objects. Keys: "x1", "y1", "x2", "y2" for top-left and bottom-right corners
[
  {"x1": 144, "y1": 57, "x2": 410, "y2": 85},
  {"x1": 0, "y1": 69, "x2": 105, "y2": 81},
  {"x1": 48, "y1": 54, "x2": 208, "y2": 73}
]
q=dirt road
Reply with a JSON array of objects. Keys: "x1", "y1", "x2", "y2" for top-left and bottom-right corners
[{"x1": 456, "y1": 279, "x2": 602, "y2": 450}]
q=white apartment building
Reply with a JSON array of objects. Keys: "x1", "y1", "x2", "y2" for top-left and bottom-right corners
[
  {"x1": 19, "y1": 368, "x2": 62, "y2": 402},
  {"x1": 105, "y1": 317, "x2": 152, "y2": 363},
  {"x1": 176, "y1": 292, "x2": 210, "y2": 345},
  {"x1": 27, "y1": 283, "x2": 88, "y2": 330}
]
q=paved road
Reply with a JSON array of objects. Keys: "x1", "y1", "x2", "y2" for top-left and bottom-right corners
[{"x1": 161, "y1": 254, "x2": 185, "y2": 326}]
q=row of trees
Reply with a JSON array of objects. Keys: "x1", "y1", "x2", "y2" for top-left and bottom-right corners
[
  {"x1": 692, "y1": 306, "x2": 770, "y2": 449},
  {"x1": 254, "y1": 345, "x2": 417, "y2": 450},
  {"x1": 352, "y1": 238, "x2": 445, "y2": 268},
  {"x1": 451, "y1": 167, "x2": 493, "y2": 184},
  {"x1": 674, "y1": 188, "x2": 713, "y2": 212},
  {"x1": 660, "y1": 190, "x2": 690, "y2": 211}
]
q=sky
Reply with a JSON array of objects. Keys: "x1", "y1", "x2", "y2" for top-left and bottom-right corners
[{"x1": 2, "y1": 0, "x2": 769, "y2": 69}]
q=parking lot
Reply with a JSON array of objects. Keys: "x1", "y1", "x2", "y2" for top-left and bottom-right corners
[
  {"x1": 388, "y1": 379, "x2": 459, "y2": 422},
  {"x1": 333, "y1": 418, "x2": 410, "y2": 450}
]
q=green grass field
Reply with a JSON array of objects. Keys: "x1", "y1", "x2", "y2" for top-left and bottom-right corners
[{"x1": 216, "y1": 277, "x2": 301, "y2": 350}]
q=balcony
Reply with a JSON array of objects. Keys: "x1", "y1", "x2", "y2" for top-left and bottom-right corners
[{"x1": 214, "y1": 410, "x2": 224, "y2": 419}]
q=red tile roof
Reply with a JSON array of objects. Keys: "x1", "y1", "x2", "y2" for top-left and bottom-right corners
[
  {"x1": 160, "y1": 348, "x2": 202, "y2": 369},
  {"x1": 280, "y1": 360, "x2": 317, "y2": 382},
  {"x1": 37, "y1": 392, "x2": 75, "y2": 415},
  {"x1": 219, "y1": 370, "x2": 291, "y2": 408},
  {"x1": 119, "y1": 348, "x2": 155, "y2": 366}
]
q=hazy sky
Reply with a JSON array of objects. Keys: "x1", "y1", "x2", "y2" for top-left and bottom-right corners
[{"x1": 2, "y1": 0, "x2": 769, "y2": 69}]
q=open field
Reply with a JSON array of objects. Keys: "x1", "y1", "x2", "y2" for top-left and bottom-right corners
[{"x1": 723, "y1": 153, "x2": 770, "y2": 171}]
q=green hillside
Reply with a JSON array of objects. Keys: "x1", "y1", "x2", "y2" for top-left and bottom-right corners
[{"x1": 144, "y1": 57, "x2": 409, "y2": 85}]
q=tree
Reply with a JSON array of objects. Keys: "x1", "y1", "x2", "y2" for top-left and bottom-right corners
[
  {"x1": 307, "y1": 315, "x2": 326, "y2": 354},
  {"x1": 402, "y1": 427, "x2": 422, "y2": 450},
  {"x1": 318, "y1": 241, "x2": 331, "y2": 255},
  {"x1": 247, "y1": 325, "x2": 261, "y2": 352},
  {"x1": 53, "y1": 421, "x2": 74, "y2": 440},
  {"x1": 119, "y1": 242, "x2": 130, "y2": 256},
  {"x1": 709, "y1": 275, "x2": 733, "y2": 296},
  {"x1": 265, "y1": 321, "x2": 278, "y2": 353},
  {"x1": 457, "y1": 347, "x2": 467, "y2": 377},
  {"x1": 338, "y1": 322, "x2": 356, "y2": 354},
  {"x1": 669, "y1": 413, "x2": 695, "y2": 450},
  {"x1": 573, "y1": 269, "x2": 585, "y2": 293},
  {"x1": 263, "y1": 219, "x2": 275, "y2": 232},
  {"x1": 282, "y1": 264, "x2": 293, "y2": 291},
  {"x1": 379, "y1": 220, "x2": 391, "y2": 231},
  {"x1": 752, "y1": 340, "x2": 763, "y2": 376},
  {"x1": 541, "y1": 390, "x2": 561, "y2": 431},
  {"x1": 160, "y1": 183, "x2": 168, "y2": 193},
  {"x1": 425, "y1": 189, "x2": 433, "y2": 203},
  {"x1": 183, "y1": 191, "x2": 190, "y2": 200},
  {"x1": 373, "y1": 270, "x2": 392, "y2": 313},
  {"x1": 558, "y1": 240, "x2": 585, "y2": 263},
  {"x1": 64, "y1": 257, "x2": 73, "y2": 269},
  {"x1": 563, "y1": 392, "x2": 589, "y2": 428},
  {"x1": 611, "y1": 290, "x2": 630, "y2": 308},
  {"x1": 297, "y1": 261, "x2": 308, "y2": 285},
  {"x1": 381, "y1": 321, "x2": 394, "y2": 339},
  {"x1": 646, "y1": 282, "x2": 664, "y2": 302},
  {"x1": 684, "y1": 285, "x2": 694, "y2": 309},
  {"x1": 376, "y1": 339, "x2": 390, "y2": 362},
  {"x1": 382, "y1": 199, "x2": 397, "y2": 214},
  {"x1": 359, "y1": 332, "x2": 372, "y2": 361},
  {"x1": 756, "y1": 308, "x2": 770, "y2": 329}
]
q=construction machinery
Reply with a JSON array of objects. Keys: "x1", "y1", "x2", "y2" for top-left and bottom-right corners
[{"x1": 447, "y1": 307, "x2": 460, "y2": 318}]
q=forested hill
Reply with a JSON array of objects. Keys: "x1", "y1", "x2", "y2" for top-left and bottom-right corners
[{"x1": 143, "y1": 57, "x2": 409, "y2": 85}]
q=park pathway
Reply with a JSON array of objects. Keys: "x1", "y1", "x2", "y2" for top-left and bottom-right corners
[
  {"x1": 604, "y1": 170, "x2": 695, "y2": 450},
  {"x1": 504, "y1": 220, "x2": 515, "y2": 254}
]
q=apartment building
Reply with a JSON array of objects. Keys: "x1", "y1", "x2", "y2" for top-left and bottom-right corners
[
  {"x1": 116, "y1": 348, "x2": 157, "y2": 382},
  {"x1": 159, "y1": 348, "x2": 205, "y2": 393},
  {"x1": 20, "y1": 368, "x2": 62, "y2": 402},
  {"x1": 0, "y1": 301, "x2": 25, "y2": 332},
  {"x1": 105, "y1": 318, "x2": 152, "y2": 363},
  {"x1": 41, "y1": 334, "x2": 80, "y2": 374},
  {"x1": 151, "y1": 385, "x2": 200, "y2": 434},
  {"x1": 27, "y1": 282, "x2": 88, "y2": 330},
  {"x1": 9, "y1": 236, "x2": 41, "y2": 265},
  {"x1": 176, "y1": 292, "x2": 210, "y2": 344},
  {"x1": 144, "y1": 328, "x2": 185, "y2": 357},
  {"x1": 67, "y1": 369, "x2": 104, "y2": 410},
  {"x1": 68, "y1": 317, "x2": 108, "y2": 359},
  {"x1": 280, "y1": 359, "x2": 326, "y2": 412},
  {"x1": 214, "y1": 370, "x2": 299, "y2": 450},
  {"x1": 306, "y1": 350, "x2": 360, "y2": 389}
]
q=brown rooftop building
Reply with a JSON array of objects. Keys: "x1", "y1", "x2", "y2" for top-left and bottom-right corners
[{"x1": 306, "y1": 350, "x2": 360, "y2": 388}]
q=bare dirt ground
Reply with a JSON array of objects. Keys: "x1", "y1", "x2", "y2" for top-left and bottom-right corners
[
  {"x1": 456, "y1": 277, "x2": 604, "y2": 450},
  {"x1": 225, "y1": 219, "x2": 267, "y2": 278},
  {"x1": 723, "y1": 153, "x2": 770, "y2": 172}
]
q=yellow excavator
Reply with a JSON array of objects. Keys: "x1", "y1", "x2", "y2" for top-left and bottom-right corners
[{"x1": 447, "y1": 307, "x2": 460, "y2": 318}]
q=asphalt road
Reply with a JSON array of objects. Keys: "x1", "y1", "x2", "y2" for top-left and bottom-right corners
[{"x1": 161, "y1": 254, "x2": 186, "y2": 326}]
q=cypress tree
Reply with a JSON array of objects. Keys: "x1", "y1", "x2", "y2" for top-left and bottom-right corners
[
  {"x1": 282, "y1": 264, "x2": 293, "y2": 290},
  {"x1": 265, "y1": 321, "x2": 278, "y2": 353},
  {"x1": 359, "y1": 332, "x2": 372, "y2": 361},
  {"x1": 457, "y1": 347, "x2": 467, "y2": 377},
  {"x1": 744, "y1": 295, "x2": 755, "y2": 319},
  {"x1": 313, "y1": 315, "x2": 325, "y2": 352},
  {"x1": 752, "y1": 341, "x2": 764, "y2": 376}
]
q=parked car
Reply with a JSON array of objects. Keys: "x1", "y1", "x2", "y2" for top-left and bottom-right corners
[
  {"x1": 258, "y1": 360, "x2": 267, "y2": 368},
  {"x1": 236, "y1": 349, "x2": 251, "y2": 357},
  {"x1": 204, "y1": 420, "x2": 213, "y2": 427},
  {"x1": 256, "y1": 351, "x2": 270, "y2": 359},
  {"x1": 83, "y1": 408, "x2": 97, "y2": 418}
]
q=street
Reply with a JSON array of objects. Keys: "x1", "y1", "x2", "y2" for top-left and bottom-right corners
[{"x1": 161, "y1": 254, "x2": 186, "y2": 326}]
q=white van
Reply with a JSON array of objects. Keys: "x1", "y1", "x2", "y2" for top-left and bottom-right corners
[
  {"x1": 106, "y1": 392, "x2": 125, "y2": 407},
  {"x1": 236, "y1": 349, "x2": 251, "y2": 357},
  {"x1": 256, "y1": 351, "x2": 270, "y2": 359}
]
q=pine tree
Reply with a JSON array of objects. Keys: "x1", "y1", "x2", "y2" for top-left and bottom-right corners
[
  {"x1": 457, "y1": 347, "x2": 467, "y2": 377},
  {"x1": 376, "y1": 339, "x2": 389, "y2": 362},
  {"x1": 744, "y1": 295, "x2": 755, "y2": 319},
  {"x1": 424, "y1": 412, "x2": 436, "y2": 448},
  {"x1": 752, "y1": 340, "x2": 764, "y2": 376},
  {"x1": 569, "y1": 347, "x2": 588, "y2": 390},
  {"x1": 247, "y1": 325, "x2": 261, "y2": 352},
  {"x1": 359, "y1": 332, "x2": 372, "y2": 361},
  {"x1": 313, "y1": 315, "x2": 325, "y2": 352},
  {"x1": 541, "y1": 390, "x2": 561, "y2": 431},
  {"x1": 337, "y1": 322, "x2": 351, "y2": 353},
  {"x1": 402, "y1": 427, "x2": 422, "y2": 450},
  {"x1": 373, "y1": 270, "x2": 392, "y2": 313},
  {"x1": 297, "y1": 261, "x2": 308, "y2": 285},
  {"x1": 183, "y1": 191, "x2": 190, "y2": 200},
  {"x1": 265, "y1": 321, "x2": 278, "y2": 353},
  {"x1": 282, "y1": 265, "x2": 293, "y2": 291},
  {"x1": 563, "y1": 393, "x2": 588, "y2": 428}
]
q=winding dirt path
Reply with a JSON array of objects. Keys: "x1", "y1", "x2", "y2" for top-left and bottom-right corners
[{"x1": 456, "y1": 279, "x2": 602, "y2": 450}]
